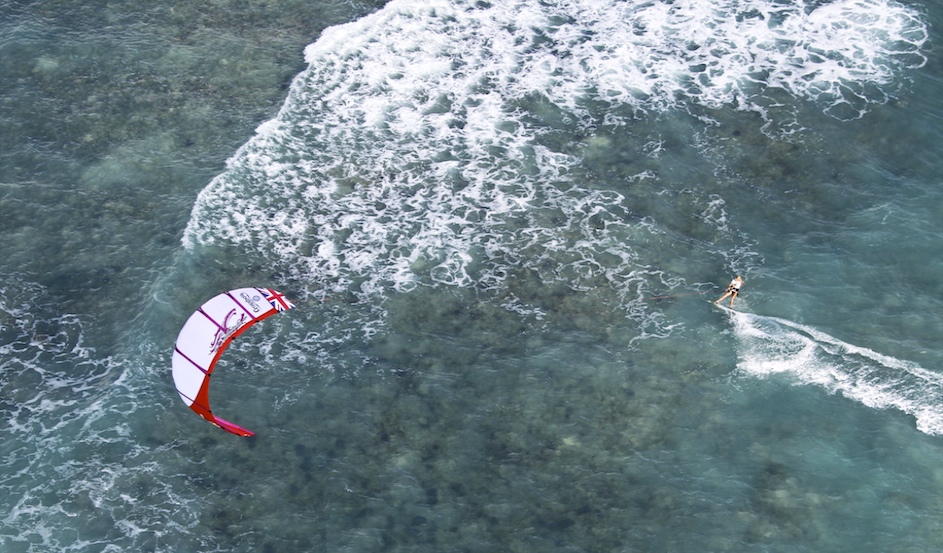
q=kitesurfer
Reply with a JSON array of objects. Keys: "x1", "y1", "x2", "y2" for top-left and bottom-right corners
[{"x1": 713, "y1": 275, "x2": 743, "y2": 307}]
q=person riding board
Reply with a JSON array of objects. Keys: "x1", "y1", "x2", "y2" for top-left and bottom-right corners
[{"x1": 714, "y1": 276, "x2": 744, "y2": 307}]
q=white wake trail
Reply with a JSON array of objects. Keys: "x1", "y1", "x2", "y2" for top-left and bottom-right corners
[{"x1": 727, "y1": 310, "x2": 943, "y2": 434}]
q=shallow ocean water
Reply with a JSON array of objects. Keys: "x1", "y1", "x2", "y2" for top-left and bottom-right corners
[{"x1": 4, "y1": 0, "x2": 943, "y2": 551}]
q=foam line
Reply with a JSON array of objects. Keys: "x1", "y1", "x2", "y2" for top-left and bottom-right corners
[
  {"x1": 181, "y1": 0, "x2": 927, "y2": 352},
  {"x1": 730, "y1": 311, "x2": 943, "y2": 435}
]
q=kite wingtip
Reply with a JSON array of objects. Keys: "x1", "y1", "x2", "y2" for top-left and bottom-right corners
[{"x1": 213, "y1": 415, "x2": 255, "y2": 437}]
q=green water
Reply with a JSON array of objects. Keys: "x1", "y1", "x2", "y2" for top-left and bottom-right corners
[{"x1": 4, "y1": 1, "x2": 943, "y2": 552}]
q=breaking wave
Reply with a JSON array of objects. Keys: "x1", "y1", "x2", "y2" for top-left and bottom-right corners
[{"x1": 183, "y1": 0, "x2": 926, "y2": 340}]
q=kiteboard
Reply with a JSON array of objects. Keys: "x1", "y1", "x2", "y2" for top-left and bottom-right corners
[
  {"x1": 171, "y1": 287, "x2": 295, "y2": 437},
  {"x1": 708, "y1": 300, "x2": 736, "y2": 313}
]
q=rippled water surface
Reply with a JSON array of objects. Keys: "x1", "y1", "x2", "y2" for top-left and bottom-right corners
[{"x1": 3, "y1": 1, "x2": 943, "y2": 551}]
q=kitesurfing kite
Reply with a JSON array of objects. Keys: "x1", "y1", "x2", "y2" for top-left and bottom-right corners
[{"x1": 172, "y1": 287, "x2": 295, "y2": 437}]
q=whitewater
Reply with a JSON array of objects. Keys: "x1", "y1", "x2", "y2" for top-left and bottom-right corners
[{"x1": 3, "y1": 0, "x2": 943, "y2": 551}]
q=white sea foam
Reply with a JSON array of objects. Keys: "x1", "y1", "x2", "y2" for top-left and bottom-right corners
[
  {"x1": 183, "y1": 0, "x2": 926, "y2": 342},
  {"x1": 729, "y1": 310, "x2": 943, "y2": 435},
  {"x1": 0, "y1": 281, "x2": 195, "y2": 551}
]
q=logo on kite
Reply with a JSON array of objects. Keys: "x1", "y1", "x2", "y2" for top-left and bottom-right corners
[
  {"x1": 209, "y1": 309, "x2": 249, "y2": 353},
  {"x1": 171, "y1": 287, "x2": 296, "y2": 437},
  {"x1": 262, "y1": 288, "x2": 294, "y2": 312},
  {"x1": 239, "y1": 291, "x2": 265, "y2": 313}
]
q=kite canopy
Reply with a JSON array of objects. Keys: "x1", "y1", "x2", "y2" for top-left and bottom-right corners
[{"x1": 171, "y1": 287, "x2": 295, "y2": 437}]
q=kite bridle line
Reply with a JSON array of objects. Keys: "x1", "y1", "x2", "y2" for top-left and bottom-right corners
[{"x1": 642, "y1": 288, "x2": 719, "y2": 301}]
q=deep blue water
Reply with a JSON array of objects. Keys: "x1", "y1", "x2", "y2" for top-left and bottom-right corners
[{"x1": 4, "y1": 0, "x2": 943, "y2": 551}]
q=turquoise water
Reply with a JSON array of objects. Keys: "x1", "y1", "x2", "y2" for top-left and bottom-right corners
[{"x1": 3, "y1": 0, "x2": 943, "y2": 551}]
